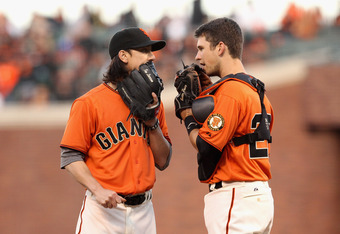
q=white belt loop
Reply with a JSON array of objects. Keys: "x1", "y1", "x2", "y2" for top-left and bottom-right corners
[
  {"x1": 145, "y1": 190, "x2": 152, "y2": 201},
  {"x1": 209, "y1": 183, "x2": 216, "y2": 191}
]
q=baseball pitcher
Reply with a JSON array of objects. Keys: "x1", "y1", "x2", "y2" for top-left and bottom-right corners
[{"x1": 60, "y1": 27, "x2": 172, "y2": 234}]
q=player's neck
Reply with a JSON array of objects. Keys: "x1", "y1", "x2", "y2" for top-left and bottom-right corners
[
  {"x1": 220, "y1": 59, "x2": 245, "y2": 77},
  {"x1": 107, "y1": 82, "x2": 117, "y2": 89}
]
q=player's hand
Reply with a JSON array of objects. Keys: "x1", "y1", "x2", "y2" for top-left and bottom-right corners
[
  {"x1": 144, "y1": 92, "x2": 160, "y2": 123},
  {"x1": 93, "y1": 188, "x2": 126, "y2": 208},
  {"x1": 146, "y1": 92, "x2": 159, "y2": 110},
  {"x1": 144, "y1": 93, "x2": 159, "y2": 128}
]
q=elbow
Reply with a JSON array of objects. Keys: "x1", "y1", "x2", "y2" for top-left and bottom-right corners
[{"x1": 155, "y1": 146, "x2": 172, "y2": 171}]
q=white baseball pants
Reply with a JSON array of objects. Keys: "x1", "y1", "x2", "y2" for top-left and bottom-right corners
[
  {"x1": 75, "y1": 190, "x2": 156, "y2": 234},
  {"x1": 204, "y1": 181, "x2": 274, "y2": 234}
]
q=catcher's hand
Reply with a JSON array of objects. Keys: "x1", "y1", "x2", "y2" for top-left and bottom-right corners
[
  {"x1": 174, "y1": 63, "x2": 212, "y2": 120},
  {"x1": 117, "y1": 61, "x2": 164, "y2": 121},
  {"x1": 190, "y1": 63, "x2": 213, "y2": 91}
]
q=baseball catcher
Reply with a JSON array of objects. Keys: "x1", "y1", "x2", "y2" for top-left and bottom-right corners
[
  {"x1": 117, "y1": 61, "x2": 164, "y2": 121},
  {"x1": 174, "y1": 63, "x2": 212, "y2": 120}
]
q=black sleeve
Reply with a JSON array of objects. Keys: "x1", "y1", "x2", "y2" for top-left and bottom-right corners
[
  {"x1": 60, "y1": 147, "x2": 85, "y2": 169},
  {"x1": 196, "y1": 136, "x2": 222, "y2": 181}
]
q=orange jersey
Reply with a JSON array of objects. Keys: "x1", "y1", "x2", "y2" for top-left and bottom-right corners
[
  {"x1": 60, "y1": 83, "x2": 171, "y2": 195},
  {"x1": 198, "y1": 78, "x2": 274, "y2": 183}
]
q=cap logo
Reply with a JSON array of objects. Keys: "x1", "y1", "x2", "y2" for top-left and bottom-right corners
[{"x1": 139, "y1": 28, "x2": 149, "y2": 37}]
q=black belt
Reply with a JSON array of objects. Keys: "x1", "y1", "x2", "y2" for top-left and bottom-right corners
[
  {"x1": 209, "y1": 181, "x2": 223, "y2": 192},
  {"x1": 119, "y1": 192, "x2": 152, "y2": 206}
]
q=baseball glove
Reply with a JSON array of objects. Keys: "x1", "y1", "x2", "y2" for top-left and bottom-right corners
[
  {"x1": 191, "y1": 63, "x2": 213, "y2": 91},
  {"x1": 117, "y1": 61, "x2": 164, "y2": 121},
  {"x1": 174, "y1": 63, "x2": 212, "y2": 120}
]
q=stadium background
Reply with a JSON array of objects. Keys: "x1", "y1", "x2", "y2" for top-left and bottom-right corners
[{"x1": 1, "y1": 1, "x2": 340, "y2": 233}]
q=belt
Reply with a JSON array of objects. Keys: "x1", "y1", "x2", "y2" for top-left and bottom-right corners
[
  {"x1": 119, "y1": 190, "x2": 152, "y2": 206},
  {"x1": 209, "y1": 181, "x2": 269, "y2": 192},
  {"x1": 209, "y1": 181, "x2": 223, "y2": 192}
]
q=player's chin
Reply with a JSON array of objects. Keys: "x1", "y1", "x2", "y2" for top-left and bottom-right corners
[
  {"x1": 202, "y1": 65, "x2": 211, "y2": 74},
  {"x1": 205, "y1": 67, "x2": 218, "y2": 76}
]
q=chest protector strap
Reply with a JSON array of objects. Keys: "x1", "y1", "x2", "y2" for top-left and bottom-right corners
[{"x1": 200, "y1": 73, "x2": 272, "y2": 146}]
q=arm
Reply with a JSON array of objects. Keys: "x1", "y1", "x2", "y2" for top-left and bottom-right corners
[
  {"x1": 145, "y1": 117, "x2": 172, "y2": 170},
  {"x1": 180, "y1": 108, "x2": 199, "y2": 151},
  {"x1": 180, "y1": 108, "x2": 223, "y2": 181},
  {"x1": 64, "y1": 160, "x2": 126, "y2": 208},
  {"x1": 144, "y1": 93, "x2": 172, "y2": 170}
]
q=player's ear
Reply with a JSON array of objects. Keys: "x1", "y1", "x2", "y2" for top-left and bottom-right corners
[
  {"x1": 216, "y1": 41, "x2": 225, "y2": 56},
  {"x1": 118, "y1": 50, "x2": 128, "y2": 63}
]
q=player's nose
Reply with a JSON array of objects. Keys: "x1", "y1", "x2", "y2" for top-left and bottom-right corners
[
  {"x1": 195, "y1": 52, "x2": 201, "y2": 61},
  {"x1": 148, "y1": 52, "x2": 156, "y2": 61}
]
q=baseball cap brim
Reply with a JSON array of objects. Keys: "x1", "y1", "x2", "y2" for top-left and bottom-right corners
[
  {"x1": 130, "y1": 40, "x2": 166, "y2": 52},
  {"x1": 109, "y1": 27, "x2": 166, "y2": 58}
]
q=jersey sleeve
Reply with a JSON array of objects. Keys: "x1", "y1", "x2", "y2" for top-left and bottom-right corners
[
  {"x1": 198, "y1": 87, "x2": 240, "y2": 151},
  {"x1": 60, "y1": 147, "x2": 85, "y2": 169},
  {"x1": 60, "y1": 99, "x2": 95, "y2": 154}
]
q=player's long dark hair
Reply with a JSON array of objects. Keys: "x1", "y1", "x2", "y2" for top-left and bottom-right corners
[
  {"x1": 103, "y1": 50, "x2": 131, "y2": 84},
  {"x1": 194, "y1": 17, "x2": 243, "y2": 60}
]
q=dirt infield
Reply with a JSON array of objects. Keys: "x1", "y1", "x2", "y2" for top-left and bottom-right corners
[{"x1": 0, "y1": 83, "x2": 339, "y2": 234}]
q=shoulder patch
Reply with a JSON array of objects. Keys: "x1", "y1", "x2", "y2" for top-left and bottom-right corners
[{"x1": 207, "y1": 114, "x2": 224, "y2": 131}]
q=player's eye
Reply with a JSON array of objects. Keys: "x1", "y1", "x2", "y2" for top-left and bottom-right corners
[{"x1": 136, "y1": 47, "x2": 151, "y2": 54}]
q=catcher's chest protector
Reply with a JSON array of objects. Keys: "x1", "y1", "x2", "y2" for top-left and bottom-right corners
[
  {"x1": 194, "y1": 73, "x2": 272, "y2": 146},
  {"x1": 193, "y1": 73, "x2": 272, "y2": 182}
]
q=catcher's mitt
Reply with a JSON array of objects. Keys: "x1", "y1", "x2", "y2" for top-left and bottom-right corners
[
  {"x1": 191, "y1": 63, "x2": 213, "y2": 91},
  {"x1": 174, "y1": 63, "x2": 212, "y2": 120},
  {"x1": 117, "y1": 61, "x2": 164, "y2": 121}
]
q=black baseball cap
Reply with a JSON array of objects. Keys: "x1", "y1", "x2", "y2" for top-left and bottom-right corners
[{"x1": 109, "y1": 27, "x2": 166, "y2": 59}]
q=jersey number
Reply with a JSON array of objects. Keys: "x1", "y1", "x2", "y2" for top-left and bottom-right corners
[{"x1": 249, "y1": 114, "x2": 271, "y2": 159}]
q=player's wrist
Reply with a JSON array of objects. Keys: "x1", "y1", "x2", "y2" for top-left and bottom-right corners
[
  {"x1": 180, "y1": 108, "x2": 193, "y2": 120},
  {"x1": 184, "y1": 115, "x2": 200, "y2": 135},
  {"x1": 145, "y1": 118, "x2": 159, "y2": 131}
]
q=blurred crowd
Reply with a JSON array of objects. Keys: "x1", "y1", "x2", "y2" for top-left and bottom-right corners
[{"x1": 0, "y1": 0, "x2": 339, "y2": 105}]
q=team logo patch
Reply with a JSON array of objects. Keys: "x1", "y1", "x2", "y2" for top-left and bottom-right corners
[{"x1": 207, "y1": 114, "x2": 224, "y2": 131}]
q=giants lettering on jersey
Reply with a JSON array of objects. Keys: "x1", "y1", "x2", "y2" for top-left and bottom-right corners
[{"x1": 95, "y1": 118, "x2": 147, "y2": 150}]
